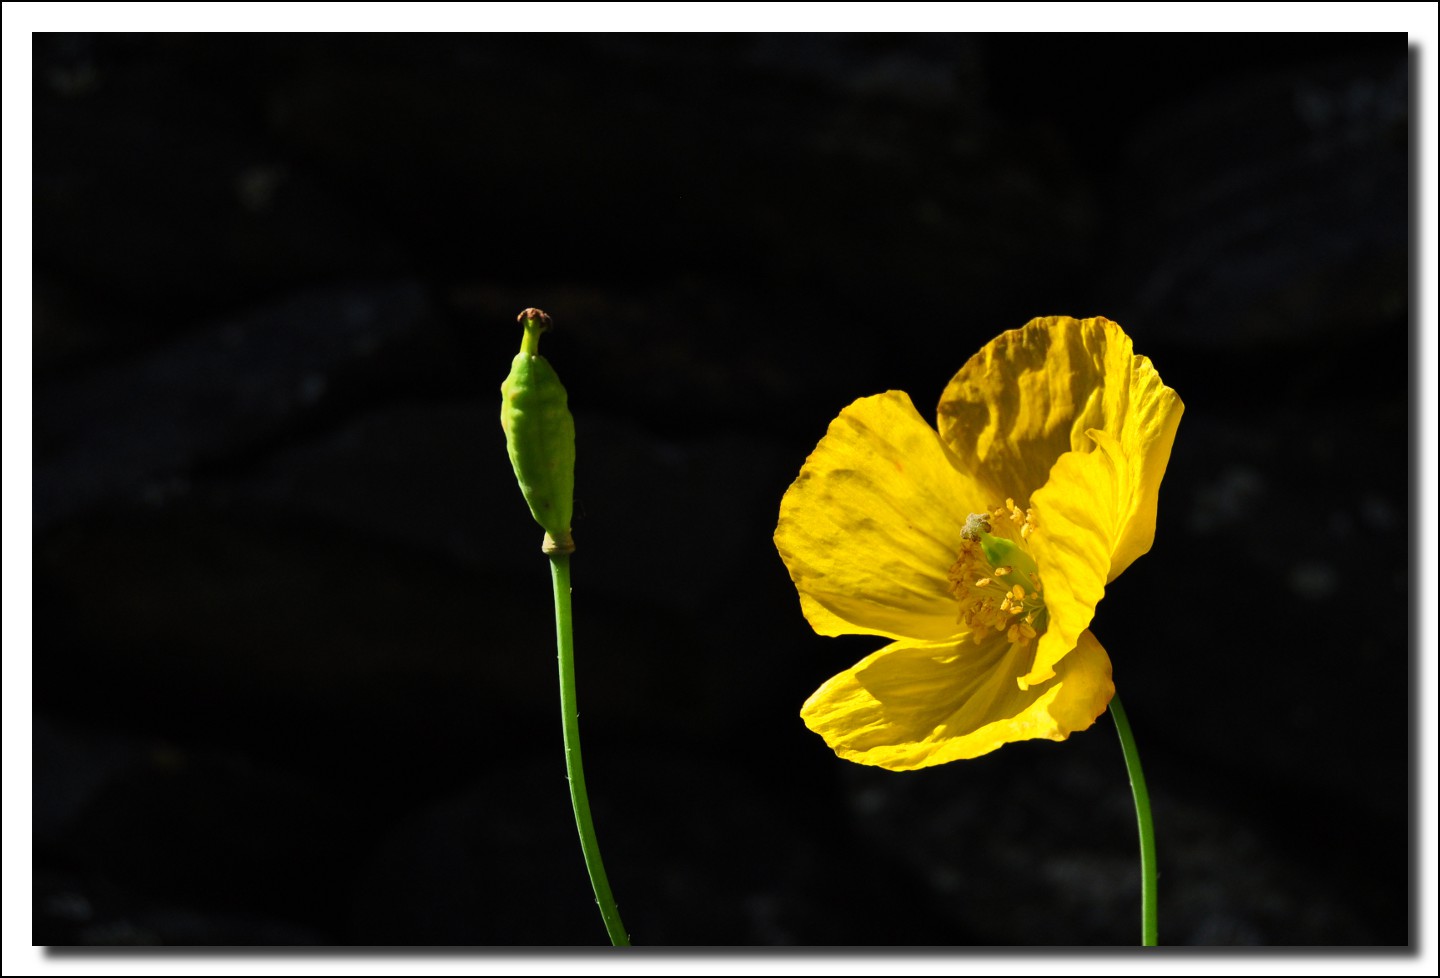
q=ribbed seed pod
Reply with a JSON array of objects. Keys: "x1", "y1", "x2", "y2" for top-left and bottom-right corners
[{"x1": 500, "y1": 308, "x2": 575, "y2": 553}]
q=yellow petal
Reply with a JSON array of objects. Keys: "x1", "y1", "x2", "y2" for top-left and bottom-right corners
[
  {"x1": 1023, "y1": 429, "x2": 1154, "y2": 687},
  {"x1": 800, "y1": 630, "x2": 1115, "y2": 771},
  {"x1": 1102, "y1": 357, "x2": 1183, "y2": 580},
  {"x1": 775, "y1": 391, "x2": 987, "y2": 642},
  {"x1": 796, "y1": 592, "x2": 889, "y2": 639},
  {"x1": 936, "y1": 317, "x2": 1183, "y2": 532}
]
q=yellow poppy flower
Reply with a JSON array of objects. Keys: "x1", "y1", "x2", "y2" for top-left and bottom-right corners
[{"x1": 775, "y1": 316, "x2": 1183, "y2": 771}]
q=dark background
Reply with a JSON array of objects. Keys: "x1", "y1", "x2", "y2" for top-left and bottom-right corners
[{"x1": 32, "y1": 33, "x2": 1412, "y2": 946}]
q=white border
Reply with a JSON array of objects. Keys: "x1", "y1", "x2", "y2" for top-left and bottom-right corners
[{"x1": 5, "y1": 7, "x2": 1436, "y2": 976}]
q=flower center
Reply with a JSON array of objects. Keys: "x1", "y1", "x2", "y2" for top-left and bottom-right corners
[{"x1": 947, "y1": 498, "x2": 1048, "y2": 649}]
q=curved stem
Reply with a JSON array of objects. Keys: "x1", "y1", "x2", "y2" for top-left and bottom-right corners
[
  {"x1": 1110, "y1": 692, "x2": 1158, "y2": 946},
  {"x1": 551, "y1": 553, "x2": 631, "y2": 946}
]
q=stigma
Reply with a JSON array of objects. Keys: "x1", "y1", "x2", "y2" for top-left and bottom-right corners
[{"x1": 947, "y1": 498, "x2": 1047, "y2": 655}]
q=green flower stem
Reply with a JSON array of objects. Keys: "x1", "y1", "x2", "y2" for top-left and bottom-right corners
[
  {"x1": 550, "y1": 552, "x2": 630, "y2": 947},
  {"x1": 1110, "y1": 692, "x2": 1158, "y2": 946}
]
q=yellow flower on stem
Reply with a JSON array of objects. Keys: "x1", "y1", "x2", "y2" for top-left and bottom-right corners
[{"x1": 776, "y1": 316, "x2": 1183, "y2": 771}]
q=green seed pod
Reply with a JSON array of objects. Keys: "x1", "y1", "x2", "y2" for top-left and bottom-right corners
[{"x1": 500, "y1": 308, "x2": 575, "y2": 554}]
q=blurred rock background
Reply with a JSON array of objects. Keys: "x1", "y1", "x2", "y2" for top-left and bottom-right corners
[{"x1": 31, "y1": 33, "x2": 1411, "y2": 946}]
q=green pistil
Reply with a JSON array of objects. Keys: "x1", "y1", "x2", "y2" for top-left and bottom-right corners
[{"x1": 978, "y1": 531, "x2": 1046, "y2": 620}]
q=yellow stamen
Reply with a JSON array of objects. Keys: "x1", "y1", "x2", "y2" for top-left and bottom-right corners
[{"x1": 947, "y1": 498, "x2": 1049, "y2": 654}]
